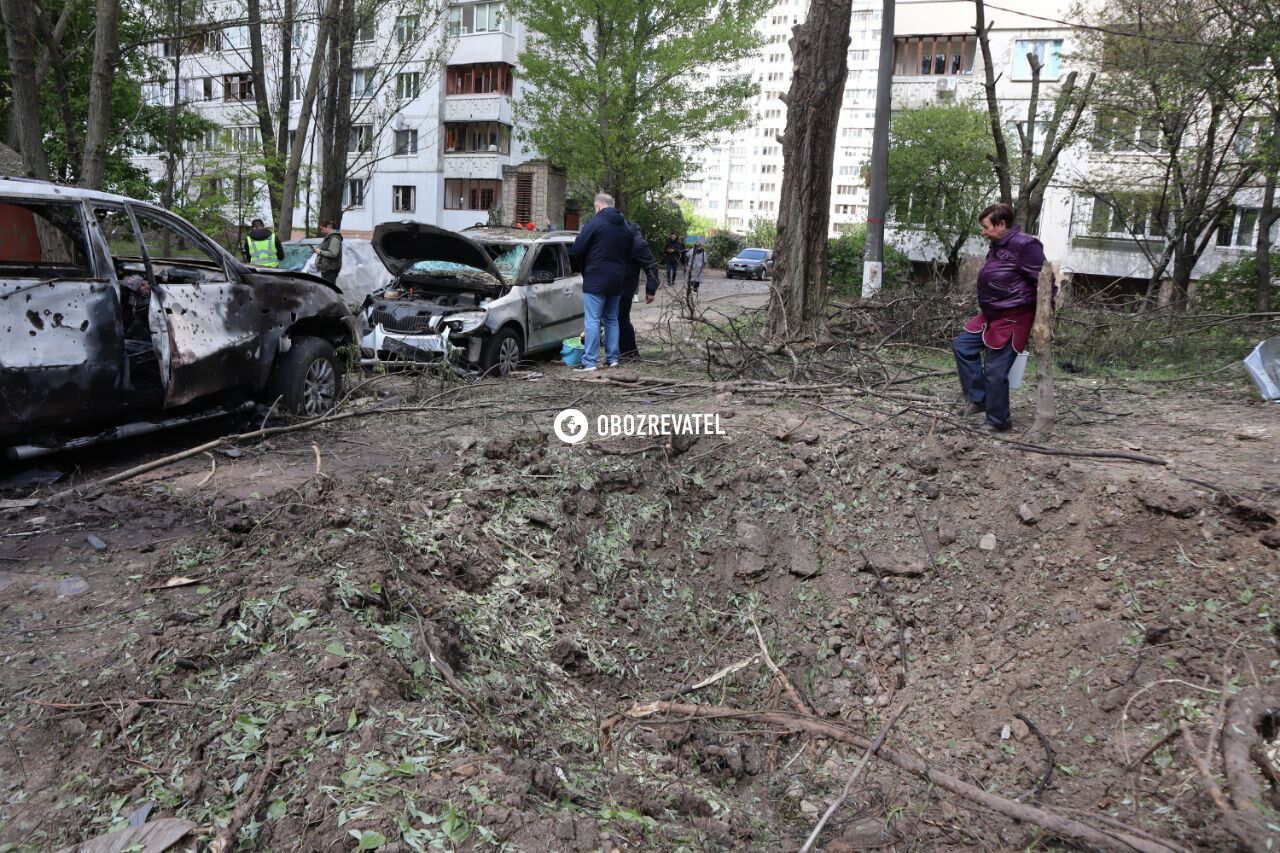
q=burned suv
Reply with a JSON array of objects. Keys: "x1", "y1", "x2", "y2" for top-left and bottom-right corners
[
  {"x1": 0, "y1": 179, "x2": 358, "y2": 459},
  {"x1": 361, "y1": 223, "x2": 583, "y2": 377}
]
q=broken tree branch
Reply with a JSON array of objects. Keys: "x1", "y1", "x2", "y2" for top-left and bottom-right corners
[
  {"x1": 607, "y1": 702, "x2": 1185, "y2": 853},
  {"x1": 1014, "y1": 712, "x2": 1054, "y2": 803},
  {"x1": 209, "y1": 745, "x2": 280, "y2": 853},
  {"x1": 799, "y1": 702, "x2": 909, "y2": 853},
  {"x1": 750, "y1": 615, "x2": 814, "y2": 715}
]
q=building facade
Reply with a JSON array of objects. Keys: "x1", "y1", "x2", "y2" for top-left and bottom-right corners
[{"x1": 136, "y1": 0, "x2": 543, "y2": 240}]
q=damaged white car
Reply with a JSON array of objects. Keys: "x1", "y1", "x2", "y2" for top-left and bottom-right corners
[{"x1": 361, "y1": 223, "x2": 583, "y2": 377}]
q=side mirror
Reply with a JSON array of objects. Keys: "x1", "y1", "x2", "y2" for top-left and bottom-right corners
[{"x1": 529, "y1": 270, "x2": 555, "y2": 284}]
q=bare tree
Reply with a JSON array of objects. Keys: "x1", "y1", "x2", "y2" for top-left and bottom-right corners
[
  {"x1": 1, "y1": 0, "x2": 52, "y2": 179},
  {"x1": 80, "y1": 0, "x2": 122, "y2": 189},
  {"x1": 247, "y1": 0, "x2": 281, "y2": 213},
  {"x1": 317, "y1": 0, "x2": 355, "y2": 223},
  {"x1": 32, "y1": 5, "x2": 82, "y2": 179},
  {"x1": 973, "y1": 0, "x2": 1093, "y2": 235},
  {"x1": 279, "y1": 0, "x2": 338, "y2": 235},
  {"x1": 766, "y1": 0, "x2": 851, "y2": 341}
]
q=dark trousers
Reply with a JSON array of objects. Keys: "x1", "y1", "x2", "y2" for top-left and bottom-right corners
[
  {"x1": 665, "y1": 259, "x2": 678, "y2": 286},
  {"x1": 618, "y1": 282, "x2": 639, "y2": 359},
  {"x1": 953, "y1": 329, "x2": 1017, "y2": 428},
  {"x1": 319, "y1": 268, "x2": 340, "y2": 285}
]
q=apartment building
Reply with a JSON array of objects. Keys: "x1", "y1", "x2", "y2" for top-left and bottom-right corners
[
  {"x1": 136, "y1": 0, "x2": 537, "y2": 239},
  {"x1": 683, "y1": 0, "x2": 1276, "y2": 286}
]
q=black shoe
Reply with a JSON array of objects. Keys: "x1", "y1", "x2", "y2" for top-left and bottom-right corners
[{"x1": 977, "y1": 421, "x2": 1011, "y2": 433}]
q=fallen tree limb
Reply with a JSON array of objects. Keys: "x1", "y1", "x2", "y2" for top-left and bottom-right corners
[
  {"x1": 209, "y1": 744, "x2": 279, "y2": 853},
  {"x1": 995, "y1": 438, "x2": 1168, "y2": 466},
  {"x1": 1015, "y1": 712, "x2": 1054, "y2": 803},
  {"x1": 750, "y1": 616, "x2": 814, "y2": 715},
  {"x1": 607, "y1": 701, "x2": 1186, "y2": 853},
  {"x1": 1216, "y1": 690, "x2": 1280, "y2": 852},
  {"x1": 799, "y1": 703, "x2": 908, "y2": 853}
]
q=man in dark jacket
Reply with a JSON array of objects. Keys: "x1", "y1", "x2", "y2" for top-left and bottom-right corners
[
  {"x1": 953, "y1": 202, "x2": 1047, "y2": 432},
  {"x1": 662, "y1": 233, "x2": 683, "y2": 287},
  {"x1": 243, "y1": 218, "x2": 284, "y2": 267},
  {"x1": 571, "y1": 193, "x2": 634, "y2": 370},
  {"x1": 618, "y1": 222, "x2": 660, "y2": 362}
]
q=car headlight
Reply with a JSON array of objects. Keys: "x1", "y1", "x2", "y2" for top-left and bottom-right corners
[{"x1": 444, "y1": 311, "x2": 487, "y2": 334}]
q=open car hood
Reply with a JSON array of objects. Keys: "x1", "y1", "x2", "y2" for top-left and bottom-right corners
[{"x1": 372, "y1": 221, "x2": 506, "y2": 285}]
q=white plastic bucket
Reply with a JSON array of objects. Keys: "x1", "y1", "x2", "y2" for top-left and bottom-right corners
[{"x1": 1007, "y1": 351, "x2": 1030, "y2": 389}]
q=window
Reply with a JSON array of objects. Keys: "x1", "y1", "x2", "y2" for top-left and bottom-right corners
[
  {"x1": 444, "y1": 178, "x2": 502, "y2": 210},
  {"x1": 202, "y1": 177, "x2": 223, "y2": 199},
  {"x1": 893, "y1": 35, "x2": 976, "y2": 76},
  {"x1": 1093, "y1": 111, "x2": 1162, "y2": 152},
  {"x1": 392, "y1": 185, "x2": 416, "y2": 213},
  {"x1": 134, "y1": 209, "x2": 227, "y2": 271},
  {"x1": 222, "y1": 73, "x2": 253, "y2": 101},
  {"x1": 761, "y1": 164, "x2": 778, "y2": 174},
  {"x1": 229, "y1": 126, "x2": 259, "y2": 152},
  {"x1": 176, "y1": 29, "x2": 221, "y2": 54},
  {"x1": 447, "y1": 1, "x2": 509, "y2": 35},
  {"x1": 396, "y1": 15, "x2": 419, "y2": 44},
  {"x1": 344, "y1": 68, "x2": 372, "y2": 98},
  {"x1": 396, "y1": 72, "x2": 421, "y2": 100},
  {"x1": 290, "y1": 74, "x2": 302, "y2": 101},
  {"x1": 445, "y1": 63, "x2": 514, "y2": 95},
  {"x1": 291, "y1": 20, "x2": 304, "y2": 47},
  {"x1": 443, "y1": 121, "x2": 511, "y2": 153},
  {"x1": 354, "y1": 14, "x2": 375, "y2": 42},
  {"x1": 834, "y1": 204, "x2": 854, "y2": 215},
  {"x1": 1013, "y1": 39, "x2": 1063, "y2": 80},
  {"x1": 1089, "y1": 194, "x2": 1166, "y2": 240},
  {"x1": 198, "y1": 77, "x2": 215, "y2": 100},
  {"x1": 394, "y1": 129, "x2": 419, "y2": 155},
  {"x1": 838, "y1": 165, "x2": 855, "y2": 176},
  {"x1": 760, "y1": 182, "x2": 777, "y2": 192},
  {"x1": 349, "y1": 124, "x2": 372, "y2": 153},
  {"x1": 344, "y1": 178, "x2": 366, "y2": 208},
  {"x1": 1217, "y1": 207, "x2": 1261, "y2": 248},
  {"x1": 194, "y1": 127, "x2": 223, "y2": 152},
  {"x1": 222, "y1": 25, "x2": 249, "y2": 50},
  {"x1": 836, "y1": 185, "x2": 855, "y2": 195},
  {"x1": 0, "y1": 200, "x2": 92, "y2": 277}
]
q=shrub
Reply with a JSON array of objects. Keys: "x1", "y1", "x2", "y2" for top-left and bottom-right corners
[
  {"x1": 827, "y1": 226, "x2": 912, "y2": 296},
  {"x1": 705, "y1": 230, "x2": 744, "y2": 268},
  {"x1": 1196, "y1": 253, "x2": 1278, "y2": 313},
  {"x1": 743, "y1": 216, "x2": 777, "y2": 250}
]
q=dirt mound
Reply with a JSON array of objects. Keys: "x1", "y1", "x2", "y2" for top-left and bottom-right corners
[{"x1": 1, "y1": 380, "x2": 1278, "y2": 850}]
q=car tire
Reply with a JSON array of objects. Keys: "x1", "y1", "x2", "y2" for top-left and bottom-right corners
[
  {"x1": 479, "y1": 326, "x2": 523, "y2": 378},
  {"x1": 265, "y1": 336, "x2": 343, "y2": 417}
]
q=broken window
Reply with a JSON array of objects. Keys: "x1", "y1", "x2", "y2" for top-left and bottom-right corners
[
  {"x1": 133, "y1": 208, "x2": 227, "y2": 270},
  {"x1": 0, "y1": 199, "x2": 92, "y2": 278},
  {"x1": 1217, "y1": 207, "x2": 1262, "y2": 248},
  {"x1": 445, "y1": 63, "x2": 514, "y2": 95},
  {"x1": 1012, "y1": 39, "x2": 1063, "y2": 80},
  {"x1": 443, "y1": 122, "x2": 511, "y2": 154},
  {"x1": 92, "y1": 205, "x2": 144, "y2": 262},
  {"x1": 392, "y1": 185, "x2": 416, "y2": 213},
  {"x1": 344, "y1": 178, "x2": 366, "y2": 208},
  {"x1": 349, "y1": 124, "x2": 373, "y2": 153},
  {"x1": 892, "y1": 35, "x2": 975, "y2": 76},
  {"x1": 222, "y1": 73, "x2": 253, "y2": 101}
]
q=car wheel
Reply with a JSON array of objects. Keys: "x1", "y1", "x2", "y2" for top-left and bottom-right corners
[
  {"x1": 266, "y1": 336, "x2": 343, "y2": 417},
  {"x1": 756, "y1": 268, "x2": 765, "y2": 281},
  {"x1": 479, "y1": 326, "x2": 522, "y2": 378}
]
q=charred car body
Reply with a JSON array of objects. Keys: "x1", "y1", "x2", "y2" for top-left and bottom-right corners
[
  {"x1": 361, "y1": 224, "x2": 583, "y2": 377},
  {"x1": 0, "y1": 179, "x2": 358, "y2": 458}
]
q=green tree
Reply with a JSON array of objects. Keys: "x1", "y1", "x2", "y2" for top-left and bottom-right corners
[
  {"x1": 887, "y1": 104, "x2": 995, "y2": 271},
  {"x1": 510, "y1": 0, "x2": 768, "y2": 214},
  {"x1": 743, "y1": 216, "x2": 777, "y2": 250}
]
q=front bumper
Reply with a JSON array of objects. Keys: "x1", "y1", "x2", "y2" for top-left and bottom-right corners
[{"x1": 359, "y1": 325, "x2": 482, "y2": 366}]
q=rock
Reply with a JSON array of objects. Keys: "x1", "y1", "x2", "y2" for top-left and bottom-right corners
[
  {"x1": 862, "y1": 551, "x2": 928, "y2": 577},
  {"x1": 85, "y1": 534, "x2": 108, "y2": 552},
  {"x1": 55, "y1": 576, "x2": 89, "y2": 597},
  {"x1": 783, "y1": 782, "x2": 804, "y2": 801},
  {"x1": 978, "y1": 533, "x2": 997, "y2": 551},
  {"x1": 788, "y1": 537, "x2": 821, "y2": 578},
  {"x1": 1099, "y1": 686, "x2": 1129, "y2": 712},
  {"x1": 1094, "y1": 596, "x2": 1112, "y2": 611},
  {"x1": 1261, "y1": 529, "x2": 1280, "y2": 550},
  {"x1": 1011, "y1": 718, "x2": 1030, "y2": 740},
  {"x1": 1137, "y1": 485, "x2": 1199, "y2": 518},
  {"x1": 319, "y1": 653, "x2": 347, "y2": 671},
  {"x1": 1018, "y1": 504, "x2": 1038, "y2": 524},
  {"x1": 799, "y1": 800, "x2": 821, "y2": 815},
  {"x1": 936, "y1": 522, "x2": 957, "y2": 546},
  {"x1": 452, "y1": 763, "x2": 480, "y2": 779},
  {"x1": 920, "y1": 481, "x2": 940, "y2": 500},
  {"x1": 735, "y1": 522, "x2": 770, "y2": 554}
]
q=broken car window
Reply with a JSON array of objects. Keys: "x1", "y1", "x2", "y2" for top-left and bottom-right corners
[
  {"x1": 133, "y1": 210, "x2": 229, "y2": 281},
  {"x1": 486, "y1": 243, "x2": 527, "y2": 279},
  {"x1": 92, "y1": 205, "x2": 145, "y2": 262},
  {"x1": 0, "y1": 199, "x2": 92, "y2": 279}
]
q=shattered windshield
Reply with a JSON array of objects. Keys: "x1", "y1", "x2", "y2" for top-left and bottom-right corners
[
  {"x1": 406, "y1": 260, "x2": 494, "y2": 278},
  {"x1": 485, "y1": 243, "x2": 527, "y2": 278}
]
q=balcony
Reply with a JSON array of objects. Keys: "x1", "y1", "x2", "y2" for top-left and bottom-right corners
[
  {"x1": 450, "y1": 31, "x2": 518, "y2": 66},
  {"x1": 443, "y1": 152, "x2": 504, "y2": 180},
  {"x1": 444, "y1": 94, "x2": 512, "y2": 124}
]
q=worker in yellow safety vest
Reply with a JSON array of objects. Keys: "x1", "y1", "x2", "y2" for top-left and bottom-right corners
[{"x1": 242, "y1": 218, "x2": 284, "y2": 267}]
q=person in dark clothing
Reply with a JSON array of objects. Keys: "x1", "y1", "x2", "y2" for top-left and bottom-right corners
[
  {"x1": 313, "y1": 218, "x2": 343, "y2": 285},
  {"x1": 242, "y1": 218, "x2": 284, "y2": 267},
  {"x1": 662, "y1": 233, "x2": 683, "y2": 287},
  {"x1": 617, "y1": 222, "x2": 660, "y2": 362},
  {"x1": 953, "y1": 202, "x2": 1047, "y2": 432},
  {"x1": 571, "y1": 193, "x2": 635, "y2": 370}
]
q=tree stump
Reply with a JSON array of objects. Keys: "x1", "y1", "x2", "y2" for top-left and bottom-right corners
[{"x1": 1026, "y1": 263, "x2": 1057, "y2": 439}]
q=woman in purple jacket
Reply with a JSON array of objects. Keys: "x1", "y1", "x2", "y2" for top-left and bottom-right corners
[{"x1": 953, "y1": 203, "x2": 1047, "y2": 432}]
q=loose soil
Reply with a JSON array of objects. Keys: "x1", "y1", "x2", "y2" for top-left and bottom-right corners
[{"x1": 1, "y1": 343, "x2": 1278, "y2": 851}]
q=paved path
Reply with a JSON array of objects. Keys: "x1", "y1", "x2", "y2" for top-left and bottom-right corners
[{"x1": 630, "y1": 268, "x2": 771, "y2": 334}]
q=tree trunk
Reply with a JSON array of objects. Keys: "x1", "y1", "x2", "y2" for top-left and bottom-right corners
[
  {"x1": 766, "y1": 0, "x2": 851, "y2": 341},
  {"x1": 248, "y1": 0, "x2": 281, "y2": 215},
  {"x1": 1170, "y1": 247, "x2": 1196, "y2": 311},
  {"x1": 1258, "y1": 105, "x2": 1278, "y2": 314},
  {"x1": 161, "y1": 0, "x2": 183, "y2": 214},
  {"x1": 32, "y1": 8, "x2": 81, "y2": 181},
  {"x1": 973, "y1": 0, "x2": 1012, "y2": 208},
  {"x1": 317, "y1": 0, "x2": 354, "y2": 224},
  {"x1": 80, "y1": 0, "x2": 121, "y2": 189},
  {"x1": 0, "y1": 0, "x2": 51, "y2": 179},
  {"x1": 275, "y1": 0, "x2": 294, "y2": 233},
  {"x1": 1026, "y1": 263, "x2": 1056, "y2": 440},
  {"x1": 279, "y1": 0, "x2": 338, "y2": 236}
]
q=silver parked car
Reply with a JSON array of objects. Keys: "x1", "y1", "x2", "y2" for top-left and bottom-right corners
[
  {"x1": 280, "y1": 236, "x2": 391, "y2": 313},
  {"x1": 361, "y1": 223, "x2": 583, "y2": 377}
]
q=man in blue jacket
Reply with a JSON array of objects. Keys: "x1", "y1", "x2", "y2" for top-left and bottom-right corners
[
  {"x1": 953, "y1": 202, "x2": 1047, "y2": 432},
  {"x1": 571, "y1": 193, "x2": 634, "y2": 370}
]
